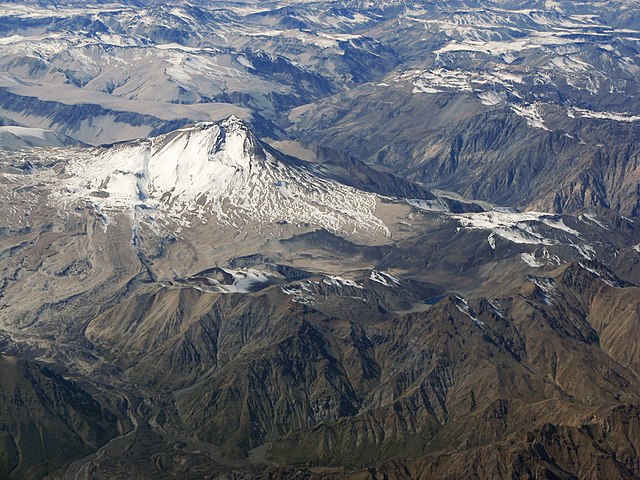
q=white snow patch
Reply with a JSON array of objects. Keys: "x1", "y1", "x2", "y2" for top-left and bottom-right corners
[
  {"x1": 541, "y1": 218, "x2": 580, "y2": 236},
  {"x1": 579, "y1": 213, "x2": 607, "y2": 229},
  {"x1": 577, "y1": 263, "x2": 617, "y2": 288},
  {"x1": 529, "y1": 276, "x2": 557, "y2": 305},
  {"x1": 455, "y1": 297, "x2": 485, "y2": 328},
  {"x1": 568, "y1": 108, "x2": 640, "y2": 123},
  {"x1": 574, "y1": 243, "x2": 595, "y2": 260},
  {"x1": 510, "y1": 103, "x2": 549, "y2": 130},
  {"x1": 222, "y1": 268, "x2": 272, "y2": 293},
  {"x1": 478, "y1": 91, "x2": 505, "y2": 106},
  {"x1": 405, "y1": 68, "x2": 522, "y2": 97},
  {"x1": 488, "y1": 232, "x2": 496, "y2": 250},
  {"x1": 488, "y1": 300, "x2": 506, "y2": 319},
  {"x1": 51, "y1": 117, "x2": 390, "y2": 238},
  {"x1": 521, "y1": 252, "x2": 545, "y2": 268},
  {"x1": 454, "y1": 211, "x2": 569, "y2": 245},
  {"x1": 323, "y1": 275, "x2": 363, "y2": 289},
  {"x1": 155, "y1": 43, "x2": 204, "y2": 53},
  {"x1": 189, "y1": 268, "x2": 273, "y2": 294},
  {"x1": 370, "y1": 270, "x2": 400, "y2": 287},
  {"x1": 281, "y1": 283, "x2": 316, "y2": 305},
  {"x1": 236, "y1": 55, "x2": 254, "y2": 70}
]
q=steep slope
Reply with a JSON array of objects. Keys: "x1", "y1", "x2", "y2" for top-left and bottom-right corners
[
  {"x1": 0, "y1": 356, "x2": 118, "y2": 480},
  {"x1": 291, "y1": 85, "x2": 640, "y2": 216}
]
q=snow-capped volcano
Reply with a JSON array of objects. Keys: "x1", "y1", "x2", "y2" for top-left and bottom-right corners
[{"x1": 56, "y1": 116, "x2": 390, "y2": 237}]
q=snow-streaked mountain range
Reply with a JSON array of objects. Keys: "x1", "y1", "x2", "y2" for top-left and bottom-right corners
[
  {"x1": 1, "y1": 0, "x2": 639, "y2": 217},
  {"x1": 1, "y1": 0, "x2": 638, "y2": 142},
  {"x1": 2, "y1": 115, "x2": 640, "y2": 480},
  {"x1": 4, "y1": 115, "x2": 624, "y2": 261},
  {"x1": 2, "y1": 1, "x2": 640, "y2": 479}
]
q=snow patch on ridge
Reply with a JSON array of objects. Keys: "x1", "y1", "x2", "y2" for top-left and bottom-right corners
[
  {"x1": 510, "y1": 103, "x2": 549, "y2": 130},
  {"x1": 454, "y1": 210, "x2": 600, "y2": 260},
  {"x1": 454, "y1": 296, "x2": 484, "y2": 328},
  {"x1": 370, "y1": 270, "x2": 400, "y2": 287},
  {"x1": 323, "y1": 275, "x2": 363, "y2": 289},
  {"x1": 568, "y1": 108, "x2": 640, "y2": 123},
  {"x1": 454, "y1": 211, "x2": 555, "y2": 245},
  {"x1": 281, "y1": 274, "x2": 365, "y2": 305},
  {"x1": 223, "y1": 269, "x2": 273, "y2": 293},
  {"x1": 488, "y1": 232, "x2": 496, "y2": 250},
  {"x1": 521, "y1": 252, "x2": 544, "y2": 268},
  {"x1": 405, "y1": 68, "x2": 522, "y2": 96},
  {"x1": 528, "y1": 276, "x2": 558, "y2": 305}
]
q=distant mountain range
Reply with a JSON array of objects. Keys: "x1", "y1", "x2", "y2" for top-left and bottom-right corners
[{"x1": 1, "y1": 0, "x2": 639, "y2": 214}]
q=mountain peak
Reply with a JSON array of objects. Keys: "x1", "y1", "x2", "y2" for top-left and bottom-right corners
[
  {"x1": 55, "y1": 119, "x2": 390, "y2": 239},
  {"x1": 153, "y1": 116, "x2": 265, "y2": 175},
  {"x1": 220, "y1": 114, "x2": 248, "y2": 128},
  {"x1": 180, "y1": 115, "x2": 251, "y2": 136}
]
